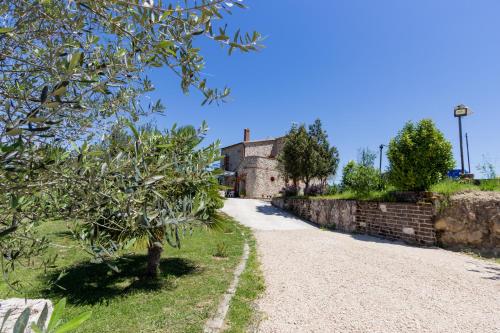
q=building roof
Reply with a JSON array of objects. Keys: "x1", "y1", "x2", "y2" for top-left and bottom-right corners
[{"x1": 221, "y1": 136, "x2": 285, "y2": 150}]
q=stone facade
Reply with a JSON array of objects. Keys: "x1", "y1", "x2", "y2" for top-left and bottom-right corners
[
  {"x1": 273, "y1": 192, "x2": 500, "y2": 253},
  {"x1": 272, "y1": 198, "x2": 357, "y2": 232},
  {"x1": 221, "y1": 129, "x2": 286, "y2": 199},
  {"x1": 356, "y1": 201, "x2": 435, "y2": 245},
  {"x1": 434, "y1": 191, "x2": 500, "y2": 255},
  {"x1": 272, "y1": 197, "x2": 435, "y2": 245}
]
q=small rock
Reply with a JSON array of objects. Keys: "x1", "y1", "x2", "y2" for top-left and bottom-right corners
[{"x1": 0, "y1": 298, "x2": 53, "y2": 333}]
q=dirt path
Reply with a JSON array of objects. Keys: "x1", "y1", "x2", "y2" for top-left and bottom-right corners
[{"x1": 222, "y1": 199, "x2": 500, "y2": 333}]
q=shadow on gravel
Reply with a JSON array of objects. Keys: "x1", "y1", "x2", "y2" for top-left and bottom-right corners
[
  {"x1": 41, "y1": 255, "x2": 201, "y2": 305},
  {"x1": 255, "y1": 205, "x2": 294, "y2": 218},
  {"x1": 348, "y1": 233, "x2": 438, "y2": 250},
  {"x1": 479, "y1": 265, "x2": 500, "y2": 281}
]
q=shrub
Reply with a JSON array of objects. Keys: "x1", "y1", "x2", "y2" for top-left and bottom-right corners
[
  {"x1": 479, "y1": 179, "x2": 500, "y2": 191},
  {"x1": 387, "y1": 119, "x2": 454, "y2": 191},
  {"x1": 341, "y1": 161, "x2": 381, "y2": 196},
  {"x1": 325, "y1": 183, "x2": 340, "y2": 195},
  {"x1": 304, "y1": 184, "x2": 326, "y2": 196},
  {"x1": 282, "y1": 184, "x2": 299, "y2": 197},
  {"x1": 340, "y1": 160, "x2": 357, "y2": 191},
  {"x1": 213, "y1": 241, "x2": 229, "y2": 258},
  {"x1": 349, "y1": 165, "x2": 381, "y2": 196}
]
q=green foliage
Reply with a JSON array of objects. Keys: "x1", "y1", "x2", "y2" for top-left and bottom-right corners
[
  {"x1": 213, "y1": 241, "x2": 229, "y2": 258},
  {"x1": 224, "y1": 231, "x2": 264, "y2": 333},
  {"x1": 357, "y1": 147, "x2": 377, "y2": 167},
  {"x1": 1, "y1": 298, "x2": 91, "y2": 333},
  {"x1": 387, "y1": 119, "x2": 454, "y2": 191},
  {"x1": 340, "y1": 160, "x2": 357, "y2": 191},
  {"x1": 479, "y1": 179, "x2": 500, "y2": 191},
  {"x1": 278, "y1": 119, "x2": 339, "y2": 190},
  {"x1": 0, "y1": 216, "x2": 250, "y2": 333},
  {"x1": 430, "y1": 178, "x2": 500, "y2": 195},
  {"x1": 59, "y1": 122, "x2": 223, "y2": 276},
  {"x1": 1, "y1": 0, "x2": 260, "y2": 276},
  {"x1": 341, "y1": 161, "x2": 381, "y2": 196},
  {"x1": 325, "y1": 183, "x2": 340, "y2": 195}
]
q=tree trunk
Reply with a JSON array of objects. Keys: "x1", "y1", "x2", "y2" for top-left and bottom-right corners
[
  {"x1": 304, "y1": 178, "x2": 310, "y2": 194},
  {"x1": 145, "y1": 242, "x2": 163, "y2": 279}
]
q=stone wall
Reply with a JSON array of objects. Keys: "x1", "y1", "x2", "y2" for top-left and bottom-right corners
[
  {"x1": 272, "y1": 193, "x2": 500, "y2": 253},
  {"x1": 435, "y1": 192, "x2": 500, "y2": 255},
  {"x1": 244, "y1": 139, "x2": 279, "y2": 158},
  {"x1": 273, "y1": 198, "x2": 357, "y2": 232},
  {"x1": 273, "y1": 198, "x2": 435, "y2": 245},
  {"x1": 221, "y1": 143, "x2": 244, "y2": 172},
  {"x1": 356, "y1": 201, "x2": 435, "y2": 245},
  {"x1": 239, "y1": 157, "x2": 284, "y2": 199}
]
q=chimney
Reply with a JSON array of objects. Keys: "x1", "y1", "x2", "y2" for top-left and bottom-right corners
[{"x1": 243, "y1": 128, "x2": 250, "y2": 142}]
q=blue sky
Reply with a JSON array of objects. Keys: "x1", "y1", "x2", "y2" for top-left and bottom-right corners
[{"x1": 147, "y1": 0, "x2": 500, "y2": 179}]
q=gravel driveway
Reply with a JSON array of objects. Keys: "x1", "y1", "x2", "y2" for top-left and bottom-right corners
[{"x1": 222, "y1": 199, "x2": 500, "y2": 333}]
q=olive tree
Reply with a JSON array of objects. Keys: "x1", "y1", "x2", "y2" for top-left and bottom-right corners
[
  {"x1": 1, "y1": 0, "x2": 260, "y2": 277},
  {"x1": 58, "y1": 122, "x2": 223, "y2": 278}
]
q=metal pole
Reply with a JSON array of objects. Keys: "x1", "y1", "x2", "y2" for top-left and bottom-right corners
[
  {"x1": 458, "y1": 116, "x2": 465, "y2": 174},
  {"x1": 379, "y1": 144, "x2": 384, "y2": 173},
  {"x1": 465, "y1": 132, "x2": 471, "y2": 174}
]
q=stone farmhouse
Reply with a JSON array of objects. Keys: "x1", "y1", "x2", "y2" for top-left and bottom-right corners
[{"x1": 220, "y1": 129, "x2": 286, "y2": 199}]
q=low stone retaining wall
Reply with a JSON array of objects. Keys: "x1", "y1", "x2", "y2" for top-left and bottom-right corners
[
  {"x1": 272, "y1": 197, "x2": 357, "y2": 232},
  {"x1": 272, "y1": 192, "x2": 500, "y2": 253},
  {"x1": 356, "y1": 201, "x2": 435, "y2": 245},
  {"x1": 272, "y1": 197, "x2": 436, "y2": 246},
  {"x1": 435, "y1": 192, "x2": 500, "y2": 256}
]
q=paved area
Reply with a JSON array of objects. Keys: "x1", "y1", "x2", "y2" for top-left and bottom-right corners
[{"x1": 221, "y1": 199, "x2": 500, "y2": 333}]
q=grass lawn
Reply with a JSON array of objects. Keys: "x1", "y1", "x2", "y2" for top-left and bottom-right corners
[
  {"x1": 429, "y1": 178, "x2": 500, "y2": 196},
  {"x1": 301, "y1": 179, "x2": 500, "y2": 202},
  {"x1": 0, "y1": 214, "x2": 263, "y2": 333}
]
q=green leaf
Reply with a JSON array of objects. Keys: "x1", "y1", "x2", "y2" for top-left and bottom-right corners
[
  {"x1": 40, "y1": 85, "x2": 49, "y2": 103},
  {"x1": 157, "y1": 40, "x2": 173, "y2": 48},
  {"x1": 0, "y1": 27, "x2": 14, "y2": 34},
  {"x1": 67, "y1": 52, "x2": 82, "y2": 72},
  {"x1": 31, "y1": 323, "x2": 43, "y2": 333},
  {"x1": 28, "y1": 117, "x2": 48, "y2": 123},
  {"x1": 13, "y1": 308, "x2": 30, "y2": 333},
  {"x1": 37, "y1": 302, "x2": 49, "y2": 328},
  {"x1": 52, "y1": 85, "x2": 67, "y2": 97},
  {"x1": 6, "y1": 128, "x2": 22, "y2": 136},
  {"x1": 53, "y1": 311, "x2": 92, "y2": 333},
  {"x1": 0, "y1": 309, "x2": 13, "y2": 332},
  {"x1": 125, "y1": 119, "x2": 139, "y2": 140},
  {"x1": 47, "y1": 298, "x2": 67, "y2": 332}
]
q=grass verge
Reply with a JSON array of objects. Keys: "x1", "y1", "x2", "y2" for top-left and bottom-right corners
[
  {"x1": 224, "y1": 229, "x2": 265, "y2": 333},
  {"x1": 0, "y1": 214, "x2": 262, "y2": 333},
  {"x1": 291, "y1": 179, "x2": 500, "y2": 202},
  {"x1": 430, "y1": 179, "x2": 500, "y2": 196}
]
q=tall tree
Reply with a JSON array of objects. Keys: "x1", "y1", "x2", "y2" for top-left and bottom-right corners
[
  {"x1": 278, "y1": 119, "x2": 339, "y2": 193},
  {"x1": 61, "y1": 122, "x2": 223, "y2": 278},
  {"x1": 1, "y1": 0, "x2": 260, "y2": 277},
  {"x1": 308, "y1": 119, "x2": 339, "y2": 187}
]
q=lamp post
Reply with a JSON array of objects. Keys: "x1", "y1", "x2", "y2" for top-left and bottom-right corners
[
  {"x1": 465, "y1": 132, "x2": 471, "y2": 173},
  {"x1": 454, "y1": 104, "x2": 472, "y2": 175},
  {"x1": 379, "y1": 144, "x2": 385, "y2": 174}
]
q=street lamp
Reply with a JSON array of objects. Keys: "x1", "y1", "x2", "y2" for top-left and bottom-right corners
[
  {"x1": 454, "y1": 104, "x2": 472, "y2": 175},
  {"x1": 379, "y1": 144, "x2": 385, "y2": 174}
]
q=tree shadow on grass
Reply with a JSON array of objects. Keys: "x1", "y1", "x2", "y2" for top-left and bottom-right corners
[{"x1": 41, "y1": 255, "x2": 202, "y2": 306}]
